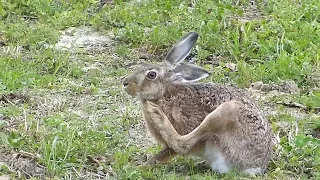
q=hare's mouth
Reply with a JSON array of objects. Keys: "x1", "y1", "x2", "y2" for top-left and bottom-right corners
[{"x1": 123, "y1": 86, "x2": 137, "y2": 97}]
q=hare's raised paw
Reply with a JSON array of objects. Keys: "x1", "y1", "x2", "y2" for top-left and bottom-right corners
[
  {"x1": 143, "y1": 101, "x2": 166, "y2": 123},
  {"x1": 143, "y1": 100, "x2": 161, "y2": 112}
]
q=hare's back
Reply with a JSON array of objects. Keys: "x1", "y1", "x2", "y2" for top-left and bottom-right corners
[{"x1": 155, "y1": 83, "x2": 255, "y2": 135}]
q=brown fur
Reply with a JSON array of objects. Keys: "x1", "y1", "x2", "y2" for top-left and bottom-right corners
[
  {"x1": 124, "y1": 73, "x2": 273, "y2": 173},
  {"x1": 122, "y1": 32, "x2": 274, "y2": 175}
]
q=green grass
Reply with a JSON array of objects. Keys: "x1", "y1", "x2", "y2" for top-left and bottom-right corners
[{"x1": 0, "y1": 0, "x2": 319, "y2": 179}]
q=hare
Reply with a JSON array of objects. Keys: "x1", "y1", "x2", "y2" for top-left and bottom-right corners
[{"x1": 122, "y1": 32, "x2": 273, "y2": 175}]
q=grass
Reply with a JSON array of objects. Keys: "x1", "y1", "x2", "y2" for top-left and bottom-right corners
[{"x1": 0, "y1": 0, "x2": 319, "y2": 179}]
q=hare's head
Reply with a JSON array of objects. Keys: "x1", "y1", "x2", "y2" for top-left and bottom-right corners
[{"x1": 122, "y1": 32, "x2": 210, "y2": 100}]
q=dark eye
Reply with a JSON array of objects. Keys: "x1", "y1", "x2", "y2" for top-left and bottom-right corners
[{"x1": 147, "y1": 71, "x2": 157, "y2": 79}]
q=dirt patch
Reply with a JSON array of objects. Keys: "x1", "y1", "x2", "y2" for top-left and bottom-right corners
[
  {"x1": 49, "y1": 27, "x2": 114, "y2": 52},
  {"x1": 248, "y1": 88, "x2": 308, "y2": 119},
  {"x1": 98, "y1": 0, "x2": 114, "y2": 9},
  {"x1": 234, "y1": 0, "x2": 266, "y2": 23},
  {"x1": 0, "y1": 175, "x2": 10, "y2": 180},
  {"x1": 311, "y1": 128, "x2": 320, "y2": 139},
  {"x1": 0, "y1": 91, "x2": 30, "y2": 133},
  {"x1": 0, "y1": 92, "x2": 30, "y2": 105},
  {"x1": 251, "y1": 80, "x2": 300, "y2": 94},
  {"x1": 202, "y1": 55, "x2": 224, "y2": 67},
  {"x1": 309, "y1": 65, "x2": 320, "y2": 87},
  {"x1": 248, "y1": 80, "x2": 320, "y2": 142},
  {"x1": 248, "y1": 81, "x2": 305, "y2": 119},
  {"x1": 129, "y1": 121, "x2": 157, "y2": 156},
  {"x1": 0, "y1": 150, "x2": 45, "y2": 179}
]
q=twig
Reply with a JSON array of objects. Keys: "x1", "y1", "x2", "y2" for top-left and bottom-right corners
[
  {"x1": 276, "y1": 101, "x2": 320, "y2": 113},
  {"x1": 16, "y1": 150, "x2": 38, "y2": 160},
  {"x1": 36, "y1": 118, "x2": 40, "y2": 132},
  {"x1": 276, "y1": 101, "x2": 307, "y2": 109},
  {"x1": 0, "y1": 119, "x2": 9, "y2": 126},
  {"x1": 72, "y1": 167, "x2": 86, "y2": 178},
  {"x1": 1, "y1": 95, "x2": 16, "y2": 106},
  {"x1": 23, "y1": 108, "x2": 28, "y2": 131},
  {"x1": 125, "y1": 140, "x2": 131, "y2": 149},
  {"x1": 21, "y1": 15, "x2": 39, "y2": 20},
  {"x1": 20, "y1": 169, "x2": 32, "y2": 179}
]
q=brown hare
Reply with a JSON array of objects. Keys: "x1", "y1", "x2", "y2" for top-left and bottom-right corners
[{"x1": 122, "y1": 32, "x2": 273, "y2": 175}]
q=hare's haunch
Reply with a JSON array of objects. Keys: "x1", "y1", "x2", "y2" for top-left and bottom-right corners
[{"x1": 123, "y1": 32, "x2": 273, "y2": 175}]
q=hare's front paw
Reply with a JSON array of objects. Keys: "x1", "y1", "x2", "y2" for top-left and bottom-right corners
[
  {"x1": 144, "y1": 156, "x2": 159, "y2": 165},
  {"x1": 143, "y1": 100, "x2": 161, "y2": 111}
]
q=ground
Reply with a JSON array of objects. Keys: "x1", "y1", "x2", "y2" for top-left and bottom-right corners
[{"x1": 0, "y1": 0, "x2": 320, "y2": 179}]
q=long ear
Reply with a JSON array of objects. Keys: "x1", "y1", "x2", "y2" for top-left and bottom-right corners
[
  {"x1": 172, "y1": 64, "x2": 210, "y2": 82},
  {"x1": 165, "y1": 32, "x2": 199, "y2": 65}
]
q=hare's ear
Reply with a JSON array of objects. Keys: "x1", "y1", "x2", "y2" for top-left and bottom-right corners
[
  {"x1": 165, "y1": 32, "x2": 199, "y2": 65},
  {"x1": 172, "y1": 64, "x2": 210, "y2": 82}
]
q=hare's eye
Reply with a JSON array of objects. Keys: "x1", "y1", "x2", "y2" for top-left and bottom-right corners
[{"x1": 147, "y1": 71, "x2": 157, "y2": 80}]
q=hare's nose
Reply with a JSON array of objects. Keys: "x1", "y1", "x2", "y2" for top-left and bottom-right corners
[
  {"x1": 122, "y1": 80, "x2": 129, "y2": 87},
  {"x1": 121, "y1": 76, "x2": 129, "y2": 87}
]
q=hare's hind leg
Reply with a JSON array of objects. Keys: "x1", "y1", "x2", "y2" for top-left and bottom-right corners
[{"x1": 143, "y1": 100, "x2": 240, "y2": 154}]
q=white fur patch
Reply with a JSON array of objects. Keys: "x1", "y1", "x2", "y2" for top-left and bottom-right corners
[
  {"x1": 243, "y1": 167, "x2": 262, "y2": 176},
  {"x1": 202, "y1": 144, "x2": 231, "y2": 174}
]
